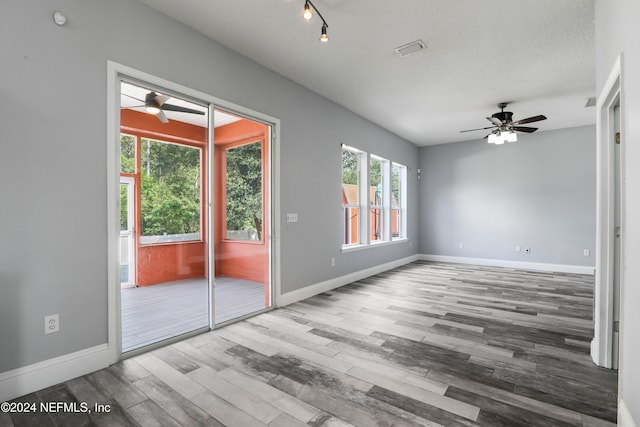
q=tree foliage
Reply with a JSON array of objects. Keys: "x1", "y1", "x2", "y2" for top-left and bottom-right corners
[
  {"x1": 342, "y1": 149, "x2": 359, "y2": 185},
  {"x1": 225, "y1": 142, "x2": 262, "y2": 239},
  {"x1": 139, "y1": 138, "x2": 201, "y2": 236},
  {"x1": 120, "y1": 134, "x2": 135, "y2": 174}
]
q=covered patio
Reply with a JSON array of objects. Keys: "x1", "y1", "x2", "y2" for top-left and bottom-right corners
[{"x1": 121, "y1": 277, "x2": 266, "y2": 352}]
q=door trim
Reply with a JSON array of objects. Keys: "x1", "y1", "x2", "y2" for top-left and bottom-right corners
[
  {"x1": 592, "y1": 54, "x2": 624, "y2": 368},
  {"x1": 107, "y1": 61, "x2": 281, "y2": 364}
]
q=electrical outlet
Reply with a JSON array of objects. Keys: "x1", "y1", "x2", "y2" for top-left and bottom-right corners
[
  {"x1": 44, "y1": 314, "x2": 59, "y2": 334},
  {"x1": 525, "y1": 248, "x2": 531, "y2": 254},
  {"x1": 584, "y1": 249, "x2": 590, "y2": 257},
  {"x1": 286, "y1": 213, "x2": 298, "y2": 223},
  {"x1": 459, "y1": 242, "x2": 464, "y2": 249},
  {"x1": 515, "y1": 245, "x2": 521, "y2": 252},
  {"x1": 331, "y1": 257, "x2": 335, "y2": 267}
]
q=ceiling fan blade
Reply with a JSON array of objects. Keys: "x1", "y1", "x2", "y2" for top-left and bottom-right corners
[
  {"x1": 511, "y1": 115, "x2": 547, "y2": 126},
  {"x1": 487, "y1": 116, "x2": 502, "y2": 126},
  {"x1": 156, "y1": 110, "x2": 169, "y2": 123},
  {"x1": 512, "y1": 126, "x2": 538, "y2": 133},
  {"x1": 122, "y1": 93, "x2": 144, "y2": 103},
  {"x1": 460, "y1": 126, "x2": 495, "y2": 133},
  {"x1": 120, "y1": 104, "x2": 145, "y2": 110},
  {"x1": 155, "y1": 94, "x2": 170, "y2": 106},
  {"x1": 160, "y1": 103, "x2": 206, "y2": 115}
]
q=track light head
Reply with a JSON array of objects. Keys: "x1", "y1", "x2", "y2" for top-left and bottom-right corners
[
  {"x1": 320, "y1": 23, "x2": 329, "y2": 42},
  {"x1": 303, "y1": 1, "x2": 313, "y2": 20}
]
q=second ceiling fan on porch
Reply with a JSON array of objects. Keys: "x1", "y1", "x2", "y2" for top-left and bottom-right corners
[{"x1": 123, "y1": 91, "x2": 205, "y2": 123}]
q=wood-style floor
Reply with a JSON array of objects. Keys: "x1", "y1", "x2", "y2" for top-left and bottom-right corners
[
  {"x1": 122, "y1": 277, "x2": 267, "y2": 352},
  {"x1": 4, "y1": 261, "x2": 617, "y2": 426}
]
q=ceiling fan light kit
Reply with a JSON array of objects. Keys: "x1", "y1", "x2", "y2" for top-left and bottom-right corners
[
  {"x1": 488, "y1": 130, "x2": 517, "y2": 145},
  {"x1": 460, "y1": 102, "x2": 547, "y2": 146}
]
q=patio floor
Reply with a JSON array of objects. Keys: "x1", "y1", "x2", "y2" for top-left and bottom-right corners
[{"x1": 121, "y1": 276, "x2": 267, "y2": 352}]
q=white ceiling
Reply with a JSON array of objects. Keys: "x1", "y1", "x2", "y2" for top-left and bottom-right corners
[{"x1": 135, "y1": 0, "x2": 595, "y2": 146}]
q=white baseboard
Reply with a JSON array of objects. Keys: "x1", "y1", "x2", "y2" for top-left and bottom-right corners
[
  {"x1": 277, "y1": 255, "x2": 419, "y2": 307},
  {"x1": 0, "y1": 344, "x2": 111, "y2": 402},
  {"x1": 619, "y1": 399, "x2": 637, "y2": 427},
  {"x1": 419, "y1": 254, "x2": 595, "y2": 275}
]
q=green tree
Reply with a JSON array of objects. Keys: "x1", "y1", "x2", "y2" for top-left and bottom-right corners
[
  {"x1": 225, "y1": 142, "x2": 262, "y2": 239},
  {"x1": 120, "y1": 134, "x2": 135, "y2": 173},
  {"x1": 139, "y1": 138, "x2": 201, "y2": 237},
  {"x1": 342, "y1": 149, "x2": 359, "y2": 185}
]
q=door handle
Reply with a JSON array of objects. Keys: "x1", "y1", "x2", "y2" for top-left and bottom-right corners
[{"x1": 615, "y1": 225, "x2": 621, "y2": 238}]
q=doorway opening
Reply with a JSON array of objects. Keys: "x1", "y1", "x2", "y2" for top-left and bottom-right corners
[
  {"x1": 119, "y1": 80, "x2": 210, "y2": 352},
  {"x1": 114, "y1": 73, "x2": 276, "y2": 356}
]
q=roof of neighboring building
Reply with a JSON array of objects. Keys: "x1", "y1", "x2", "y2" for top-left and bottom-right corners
[{"x1": 342, "y1": 184, "x2": 398, "y2": 207}]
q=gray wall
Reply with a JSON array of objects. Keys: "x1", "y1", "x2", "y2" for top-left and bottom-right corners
[
  {"x1": 595, "y1": 0, "x2": 640, "y2": 422},
  {"x1": 418, "y1": 126, "x2": 596, "y2": 266},
  {"x1": 0, "y1": 0, "x2": 418, "y2": 373}
]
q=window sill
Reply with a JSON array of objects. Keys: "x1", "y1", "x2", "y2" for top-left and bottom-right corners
[
  {"x1": 341, "y1": 238, "x2": 409, "y2": 253},
  {"x1": 221, "y1": 239, "x2": 264, "y2": 245},
  {"x1": 139, "y1": 240, "x2": 203, "y2": 247}
]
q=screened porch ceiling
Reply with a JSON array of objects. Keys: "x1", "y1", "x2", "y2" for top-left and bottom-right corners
[{"x1": 120, "y1": 81, "x2": 240, "y2": 128}]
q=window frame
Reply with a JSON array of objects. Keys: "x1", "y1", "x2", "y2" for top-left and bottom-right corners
[
  {"x1": 341, "y1": 145, "x2": 408, "y2": 252},
  {"x1": 369, "y1": 154, "x2": 389, "y2": 243},
  {"x1": 138, "y1": 137, "x2": 204, "y2": 245},
  {"x1": 341, "y1": 145, "x2": 366, "y2": 248},
  {"x1": 391, "y1": 162, "x2": 408, "y2": 240}
]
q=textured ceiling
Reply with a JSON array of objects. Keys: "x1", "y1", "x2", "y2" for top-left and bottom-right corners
[{"x1": 135, "y1": 0, "x2": 595, "y2": 146}]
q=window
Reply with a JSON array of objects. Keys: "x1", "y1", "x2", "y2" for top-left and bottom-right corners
[
  {"x1": 341, "y1": 145, "x2": 408, "y2": 249},
  {"x1": 342, "y1": 146, "x2": 363, "y2": 246},
  {"x1": 392, "y1": 162, "x2": 407, "y2": 239},
  {"x1": 225, "y1": 141, "x2": 263, "y2": 241},
  {"x1": 139, "y1": 138, "x2": 202, "y2": 244},
  {"x1": 370, "y1": 155, "x2": 388, "y2": 242},
  {"x1": 120, "y1": 133, "x2": 136, "y2": 174}
]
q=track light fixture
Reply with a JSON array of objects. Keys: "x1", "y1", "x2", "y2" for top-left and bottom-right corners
[
  {"x1": 303, "y1": 1, "x2": 313, "y2": 20},
  {"x1": 301, "y1": 0, "x2": 330, "y2": 42},
  {"x1": 320, "y1": 23, "x2": 329, "y2": 42}
]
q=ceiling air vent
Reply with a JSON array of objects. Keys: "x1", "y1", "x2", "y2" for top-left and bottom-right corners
[
  {"x1": 585, "y1": 96, "x2": 596, "y2": 108},
  {"x1": 394, "y1": 40, "x2": 427, "y2": 57}
]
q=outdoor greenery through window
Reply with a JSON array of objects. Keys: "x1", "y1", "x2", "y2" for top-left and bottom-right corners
[
  {"x1": 370, "y1": 156, "x2": 387, "y2": 242},
  {"x1": 342, "y1": 146, "x2": 361, "y2": 246},
  {"x1": 120, "y1": 184, "x2": 129, "y2": 231},
  {"x1": 225, "y1": 141, "x2": 263, "y2": 241},
  {"x1": 120, "y1": 134, "x2": 135, "y2": 174},
  {"x1": 392, "y1": 162, "x2": 407, "y2": 239},
  {"x1": 139, "y1": 138, "x2": 201, "y2": 244}
]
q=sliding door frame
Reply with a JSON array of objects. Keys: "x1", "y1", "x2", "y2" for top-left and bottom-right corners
[{"x1": 107, "y1": 61, "x2": 281, "y2": 363}]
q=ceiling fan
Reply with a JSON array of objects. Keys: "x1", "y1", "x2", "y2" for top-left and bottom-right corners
[
  {"x1": 122, "y1": 92, "x2": 205, "y2": 123},
  {"x1": 460, "y1": 102, "x2": 547, "y2": 144}
]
